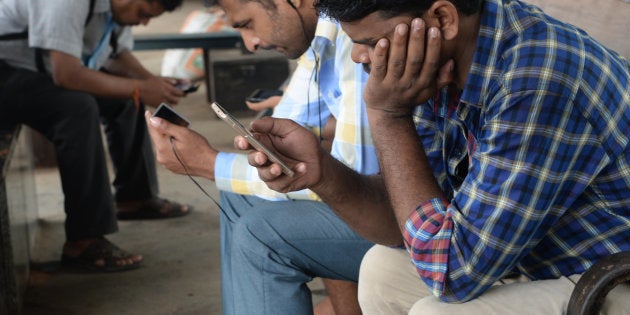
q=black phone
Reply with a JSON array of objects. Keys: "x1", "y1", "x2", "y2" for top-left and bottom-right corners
[
  {"x1": 152, "y1": 103, "x2": 191, "y2": 127},
  {"x1": 175, "y1": 81, "x2": 200, "y2": 94},
  {"x1": 246, "y1": 89, "x2": 283, "y2": 103}
]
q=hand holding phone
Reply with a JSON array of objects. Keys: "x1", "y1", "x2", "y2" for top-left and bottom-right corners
[
  {"x1": 211, "y1": 102, "x2": 295, "y2": 177},
  {"x1": 246, "y1": 89, "x2": 283, "y2": 103},
  {"x1": 174, "y1": 81, "x2": 200, "y2": 94},
  {"x1": 152, "y1": 103, "x2": 191, "y2": 127}
]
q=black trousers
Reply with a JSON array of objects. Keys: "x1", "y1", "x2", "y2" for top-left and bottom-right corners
[{"x1": 0, "y1": 62, "x2": 158, "y2": 241}]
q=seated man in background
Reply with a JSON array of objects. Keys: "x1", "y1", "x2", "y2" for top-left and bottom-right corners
[
  {"x1": 0, "y1": 0, "x2": 192, "y2": 272},
  {"x1": 241, "y1": 0, "x2": 630, "y2": 313},
  {"x1": 146, "y1": 0, "x2": 378, "y2": 313}
]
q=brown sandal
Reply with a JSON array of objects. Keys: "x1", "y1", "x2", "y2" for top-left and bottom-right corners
[
  {"x1": 117, "y1": 197, "x2": 192, "y2": 220},
  {"x1": 61, "y1": 238, "x2": 142, "y2": 272}
]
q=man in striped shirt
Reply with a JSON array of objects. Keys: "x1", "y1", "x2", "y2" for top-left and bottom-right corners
[
  {"x1": 243, "y1": 0, "x2": 630, "y2": 313},
  {"x1": 146, "y1": 0, "x2": 380, "y2": 313}
]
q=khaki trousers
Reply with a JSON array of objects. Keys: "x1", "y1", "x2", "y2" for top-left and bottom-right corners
[{"x1": 358, "y1": 245, "x2": 630, "y2": 315}]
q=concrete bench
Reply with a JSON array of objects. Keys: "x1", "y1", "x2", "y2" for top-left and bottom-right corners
[{"x1": 0, "y1": 124, "x2": 37, "y2": 315}]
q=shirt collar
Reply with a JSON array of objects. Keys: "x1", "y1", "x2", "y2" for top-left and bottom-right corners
[{"x1": 310, "y1": 17, "x2": 340, "y2": 55}]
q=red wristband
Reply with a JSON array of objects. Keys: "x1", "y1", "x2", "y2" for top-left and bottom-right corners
[{"x1": 132, "y1": 80, "x2": 140, "y2": 113}]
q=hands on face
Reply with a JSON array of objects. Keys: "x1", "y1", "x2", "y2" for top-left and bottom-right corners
[
  {"x1": 236, "y1": 117, "x2": 326, "y2": 193},
  {"x1": 364, "y1": 18, "x2": 455, "y2": 116},
  {"x1": 237, "y1": 19, "x2": 457, "y2": 195}
]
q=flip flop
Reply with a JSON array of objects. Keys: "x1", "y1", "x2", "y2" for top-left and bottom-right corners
[
  {"x1": 61, "y1": 238, "x2": 142, "y2": 272},
  {"x1": 116, "y1": 197, "x2": 192, "y2": 220}
]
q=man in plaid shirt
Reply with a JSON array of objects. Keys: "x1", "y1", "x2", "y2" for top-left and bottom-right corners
[{"x1": 242, "y1": 0, "x2": 630, "y2": 313}]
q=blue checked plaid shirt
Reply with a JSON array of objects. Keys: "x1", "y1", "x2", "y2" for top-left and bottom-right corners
[
  {"x1": 403, "y1": 0, "x2": 630, "y2": 302},
  {"x1": 214, "y1": 18, "x2": 379, "y2": 200}
]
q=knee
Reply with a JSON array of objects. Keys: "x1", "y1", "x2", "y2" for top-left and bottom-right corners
[
  {"x1": 358, "y1": 245, "x2": 431, "y2": 314},
  {"x1": 357, "y1": 245, "x2": 401, "y2": 312},
  {"x1": 231, "y1": 209, "x2": 280, "y2": 254},
  {"x1": 46, "y1": 91, "x2": 100, "y2": 139},
  {"x1": 51, "y1": 91, "x2": 100, "y2": 132},
  {"x1": 58, "y1": 91, "x2": 99, "y2": 119},
  {"x1": 408, "y1": 296, "x2": 455, "y2": 315}
]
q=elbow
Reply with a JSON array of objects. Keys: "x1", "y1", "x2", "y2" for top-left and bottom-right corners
[
  {"x1": 50, "y1": 70, "x2": 75, "y2": 89},
  {"x1": 433, "y1": 278, "x2": 488, "y2": 303},
  {"x1": 49, "y1": 60, "x2": 84, "y2": 90}
]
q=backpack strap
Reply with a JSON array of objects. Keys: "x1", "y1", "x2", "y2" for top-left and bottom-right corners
[
  {"x1": 85, "y1": 0, "x2": 97, "y2": 26},
  {"x1": 0, "y1": 31, "x2": 28, "y2": 41}
]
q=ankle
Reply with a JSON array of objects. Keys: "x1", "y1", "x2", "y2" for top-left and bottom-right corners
[{"x1": 64, "y1": 238, "x2": 101, "y2": 255}]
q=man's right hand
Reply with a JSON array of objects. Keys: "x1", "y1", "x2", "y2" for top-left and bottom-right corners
[
  {"x1": 245, "y1": 95, "x2": 282, "y2": 111},
  {"x1": 145, "y1": 111, "x2": 218, "y2": 180},
  {"x1": 237, "y1": 117, "x2": 326, "y2": 193},
  {"x1": 138, "y1": 76, "x2": 184, "y2": 107}
]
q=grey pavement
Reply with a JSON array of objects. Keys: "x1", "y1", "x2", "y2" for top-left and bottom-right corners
[{"x1": 20, "y1": 0, "x2": 629, "y2": 314}]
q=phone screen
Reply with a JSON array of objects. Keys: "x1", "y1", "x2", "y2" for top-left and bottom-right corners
[
  {"x1": 211, "y1": 102, "x2": 295, "y2": 177},
  {"x1": 152, "y1": 103, "x2": 191, "y2": 127}
]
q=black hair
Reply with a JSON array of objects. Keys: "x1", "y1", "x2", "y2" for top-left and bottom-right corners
[
  {"x1": 203, "y1": 0, "x2": 277, "y2": 10},
  {"x1": 314, "y1": 0, "x2": 483, "y2": 22},
  {"x1": 152, "y1": 0, "x2": 184, "y2": 11},
  {"x1": 203, "y1": 0, "x2": 219, "y2": 6}
]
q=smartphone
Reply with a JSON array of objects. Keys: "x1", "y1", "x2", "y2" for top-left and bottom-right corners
[
  {"x1": 175, "y1": 81, "x2": 200, "y2": 94},
  {"x1": 152, "y1": 103, "x2": 191, "y2": 127},
  {"x1": 211, "y1": 102, "x2": 295, "y2": 177},
  {"x1": 246, "y1": 88, "x2": 283, "y2": 103}
]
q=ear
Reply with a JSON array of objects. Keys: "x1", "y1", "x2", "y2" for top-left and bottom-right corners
[{"x1": 426, "y1": 0, "x2": 459, "y2": 40}]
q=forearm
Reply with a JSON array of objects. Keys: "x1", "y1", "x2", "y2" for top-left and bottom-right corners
[
  {"x1": 103, "y1": 50, "x2": 154, "y2": 79},
  {"x1": 368, "y1": 110, "x2": 444, "y2": 232},
  {"x1": 49, "y1": 50, "x2": 140, "y2": 99},
  {"x1": 312, "y1": 153, "x2": 402, "y2": 245},
  {"x1": 56, "y1": 64, "x2": 138, "y2": 99}
]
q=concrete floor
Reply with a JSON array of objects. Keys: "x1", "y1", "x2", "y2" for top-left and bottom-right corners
[{"x1": 20, "y1": 0, "x2": 629, "y2": 314}]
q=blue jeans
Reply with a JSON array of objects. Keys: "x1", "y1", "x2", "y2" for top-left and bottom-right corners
[{"x1": 219, "y1": 191, "x2": 373, "y2": 315}]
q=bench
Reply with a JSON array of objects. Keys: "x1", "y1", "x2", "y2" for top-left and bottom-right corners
[
  {"x1": 133, "y1": 30, "x2": 243, "y2": 106},
  {"x1": 0, "y1": 124, "x2": 37, "y2": 315}
]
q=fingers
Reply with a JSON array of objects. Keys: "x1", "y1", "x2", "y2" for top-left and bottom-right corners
[
  {"x1": 234, "y1": 135, "x2": 251, "y2": 150},
  {"x1": 249, "y1": 116, "x2": 298, "y2": 137},
  {"x1": 145, "y1": 110, "x2": 184, "y2": 139},
  {"x1": 245, "y1": 96, "x2": 281, "y2": 111},
  {"x1": 245, "y1": 149, "x2": 284, "y2": 180},
  {"x1": 415, "y1": 26, "x2": 442, "y2": 89},
  {"x1": 145, "y1": 110, "x2": 163, "y2": 140},
  {"x1": 396, "y1": 18, "x2": 441, "y2": 90},
  {"x1": 369, "y1": 38, "x2": 389, "y2": 82},
  {"x1": 164, "y1": 85, "x2": 183, "y2": 104},
  {"x1": 403, "y1": 18, "x2": 427, "y2": 82},
  {"x1": 387, "y1": 23, "x2": 409, "y2": 79}
]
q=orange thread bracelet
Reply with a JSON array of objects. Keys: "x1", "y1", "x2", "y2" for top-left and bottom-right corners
[{"x1": 132, "y1": 80, "x2": 140, "y2": 113}]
